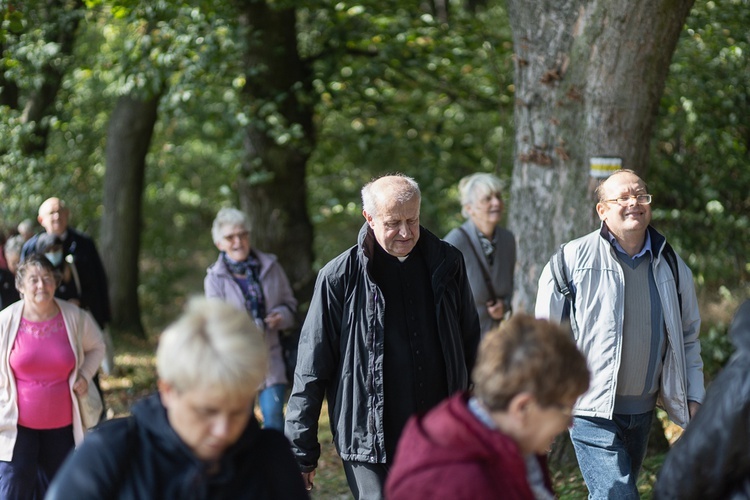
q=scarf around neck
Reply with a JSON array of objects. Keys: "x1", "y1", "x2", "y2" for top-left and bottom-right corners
[{"x1": 222, "y1": 252, "x2": 266, "y2": 323}]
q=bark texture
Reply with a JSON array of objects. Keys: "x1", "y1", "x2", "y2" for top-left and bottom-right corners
[
  {"x1": 236, "y1": 1, "x2": 316, "y2": 305},
  {"x1": 506, "y1": 0, "x2": 695, "y2": 312},
  {"x1": 101, "y1": 93, "x2": 162, "y2": 336}
]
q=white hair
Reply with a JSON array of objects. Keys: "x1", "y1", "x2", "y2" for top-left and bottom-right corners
[
  {"x1": 361, "y1": 174, "x2": 421, "y2": 217},
  {"x1": 458, "y1": 173, "x2": 505, "y2": 219},
  {"x1": 4, "y1": 235, "x2": 25, "y2": 258},
  {"x1": 211, "y1": 208, "x2": 252, "y2": 245},
  {"x1": 156, "y1": 297, "x2": 267, "y2": 398}
]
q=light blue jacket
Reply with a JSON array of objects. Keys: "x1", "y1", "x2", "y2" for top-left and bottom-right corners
[{"x1": 535, "y1": 225, "x2": 704, "y2": 428}]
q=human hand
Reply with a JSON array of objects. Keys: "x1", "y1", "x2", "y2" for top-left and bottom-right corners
[
  {"x1": 72, "y1": 374, "x2": 88, "y2": 396},
  {"x1": 264, "y1": 312, "x2": 283, "y2": 330},
  {"x1": 486, "y1": 300, "x2": 505, "y2": 320},
  {"x1": 302, "y1": 470, "x2": 316, "y2": 492}
]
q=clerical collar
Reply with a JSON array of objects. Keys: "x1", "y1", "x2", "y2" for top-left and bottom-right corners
[{"x1": 373, "y1": 240, "x2": 411, "y2": 262}]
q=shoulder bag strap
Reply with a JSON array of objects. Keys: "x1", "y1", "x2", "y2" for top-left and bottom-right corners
[{"x1": 457, "y1": 226, "x2": 498, "y2": 300}]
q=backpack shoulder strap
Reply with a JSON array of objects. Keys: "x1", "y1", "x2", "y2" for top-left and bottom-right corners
[
  {"x1": 549, "y1": 243, "x2": 578, "y2": 336},
  {"x1": 661, "y1": 242, "x2": 682, "y2": 315},
  {"x1": 550, "y1": 243, "x2": 573, "y2": 302}
]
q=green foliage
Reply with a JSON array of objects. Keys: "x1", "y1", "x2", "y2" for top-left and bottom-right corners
[
  {"x1": 700, "y1": 319, "x2": 735, "y2": 381},
  {"x1": 304, "y1": 2, "x2": 516, "y2": 265},
  {"x1": 651, "y1": 0, "x2": 750, "y2": 289},
  {"x1": 2, "y1": 0, "x2": 747, "y2": 328}
]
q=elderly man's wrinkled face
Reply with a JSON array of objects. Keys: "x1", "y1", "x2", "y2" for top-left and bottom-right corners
[
  {"x1": 38, "y1": 198, "x2": 69, "y2": 236},
  {"x1": 215, "y1": 224, "x2": 251, "y2": 263},
  {"x1": 364, "y1": 196, "x2": 420, "y2": 257},
  {"x1": 159, "y1": 382, "x2": 254, "y2": 462}
]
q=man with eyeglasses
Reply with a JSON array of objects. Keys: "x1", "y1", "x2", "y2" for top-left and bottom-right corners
[{"x1": 535, "y1": 169, "x2": 705, "y2": 499}]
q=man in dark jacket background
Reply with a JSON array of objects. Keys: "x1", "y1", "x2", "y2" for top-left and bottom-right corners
[
  {"x1": 21, "y1": 197, "x2": 111, "y2": 329},
  {"x1": 654, "y1": 299, "x2": 750, "y2": 499},
  {"x1": 284, "y1": 174, "x2": 480, "y2": 499}
]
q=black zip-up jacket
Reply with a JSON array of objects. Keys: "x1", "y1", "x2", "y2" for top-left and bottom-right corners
[
  {"x1": 654, "y1": 300, "x2": 750, "y2": 499},
  {"x1": 22, "y1": 227, "x2": 111, "y2": 328},
  {"x1": 46, "y1": 394, "x2": 309, "y2": 499},
  {"x1": 285, "y1": 223, "x2": 480, "y2": 470}
]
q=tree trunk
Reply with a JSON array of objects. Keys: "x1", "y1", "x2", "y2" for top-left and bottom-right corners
[
  {"x1": 235, "y1": 2, "x2": 316, "y2": 305},
  {"x1": 0, "y1": 37, "x2": 19, "y2": 109},
  {"x1": 101, "y1": 93, "x2": 162, "y2": 337},
  {"x1": 19, "y1": 0, "x2": 85, "y2": 156},
  {"x1": 504, "y1": 0, "x2": 694, "y2": 472},
  {"x1": 505, "y1": 0, "x2": 694, "y2": 313}
]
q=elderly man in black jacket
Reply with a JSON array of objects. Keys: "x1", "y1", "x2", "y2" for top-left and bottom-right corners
[
  {"x1": 654, "y1": 299, "x2": 750, "y2": 499},
  {"x1": 21, "y1": 197, "x2": 111, "y2": 329},
  {"x1": 285, "y1": 174, "x2": 480, "y2": 500}
]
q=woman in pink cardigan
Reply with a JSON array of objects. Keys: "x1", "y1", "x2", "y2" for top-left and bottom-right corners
[{"x1": 0, "y1": 254, "x2": 105, "y2": 499}]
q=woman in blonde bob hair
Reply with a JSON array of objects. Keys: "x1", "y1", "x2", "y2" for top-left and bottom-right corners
[
  {"x1": 156, "y1": 296, "x2": 268, "y2": 397},
  {"x1": 48, "y1": 297, "x2": 308, "y2": 499}
]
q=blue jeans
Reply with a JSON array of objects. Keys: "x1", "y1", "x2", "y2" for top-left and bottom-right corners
[
  {"x1": 258, "y1": 384, "x2": 286, "y2": 431},
  {"x1": 569, "y1": 412, "x2": 653, "y2": 500}
]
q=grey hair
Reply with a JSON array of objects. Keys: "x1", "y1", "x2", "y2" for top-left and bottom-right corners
[
  {"x1": 17, "y1": 219, "x2": 35, "y2": 236},
  {"x1": 4, "y1": 235, "x2": 25, "y2": 259},
  {"x1": 15, "y1": 254, "x2": 62, "y2": 292},
  {"x1": 211, "y1": 208, "x2": 252, "y2": 245},
  {"x1": 458, "y1": 173, "x2": 505, "y2": 219},
  {"x1": 361, "y1": 174, "x2": 421, "y2": 217},
  {"x1": 157, "y1": 296, "x2": 268, "y2": 398}
]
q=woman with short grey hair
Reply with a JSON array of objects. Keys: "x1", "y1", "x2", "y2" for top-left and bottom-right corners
[
  {"x1": 444, "y1": 173, "x2": 516, "y2": 336},
  {"x1": 205, "y1": 207, "x2": 298, "y2": 431}
]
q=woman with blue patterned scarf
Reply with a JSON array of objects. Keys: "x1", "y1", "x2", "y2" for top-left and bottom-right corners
[{"x1": 205, "y1": 208, "x2": 298, "y2": 431}]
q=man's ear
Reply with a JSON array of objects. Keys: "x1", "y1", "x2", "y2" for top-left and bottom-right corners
[
  {"x1": 363, "y1": 210, "x2": 375, "y2": 228},
  {"x1": 596, "y1": 202, "x2": 608, "y2": 221}
]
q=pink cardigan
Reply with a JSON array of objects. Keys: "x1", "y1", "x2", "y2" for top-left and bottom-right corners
[{"x1": 0, "y1": 299, "x2": 105, "y2": 461}]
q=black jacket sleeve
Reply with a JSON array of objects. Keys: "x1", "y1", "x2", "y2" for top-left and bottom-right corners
[
  {"x1": 654, "y1": 359, "x2": 750, "y2": 499},
  {"x1": 46, "y1": 419, "x2": 132, "y2": 499}
]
